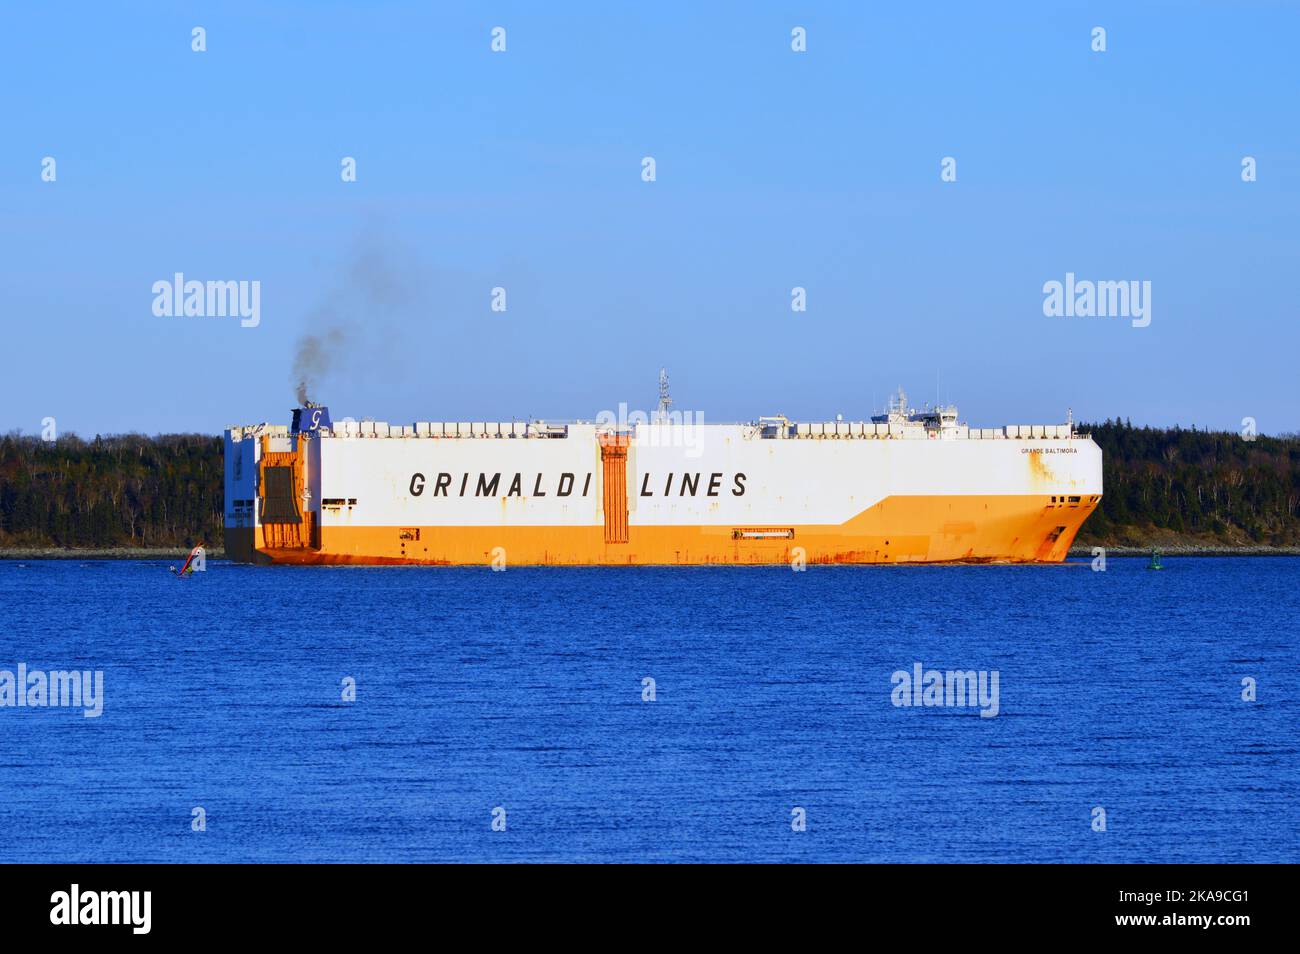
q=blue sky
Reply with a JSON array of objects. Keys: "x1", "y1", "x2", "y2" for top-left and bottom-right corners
[{"x1": 2, "y1": 1, "x2": 1297, "y2": 436}]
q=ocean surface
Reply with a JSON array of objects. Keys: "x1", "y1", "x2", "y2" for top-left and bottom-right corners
[{"x1": 0, "y1": 557, "x2": 1295, "y2": 863}]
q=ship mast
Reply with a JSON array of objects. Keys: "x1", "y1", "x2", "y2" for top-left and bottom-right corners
[{"x1": 657, "y1": 368, "x2": 672, "y2": 423}]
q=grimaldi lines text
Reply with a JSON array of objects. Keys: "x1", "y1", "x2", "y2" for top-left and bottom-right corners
[
  {"x1": 404, "y1": 471, "x2": 748, "y2": 499},
  {"x1": 223, "y1": 398, "x2": 1102, "y2": 566}
]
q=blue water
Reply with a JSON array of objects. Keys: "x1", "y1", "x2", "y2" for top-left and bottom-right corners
[{"x1": 0, "y1": 558, "x2": 1295, "y2": 863}]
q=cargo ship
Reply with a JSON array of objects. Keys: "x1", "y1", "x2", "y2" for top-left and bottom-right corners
[{"x1": 223, "y1": 389, "x2": 1102, "y2": 566}]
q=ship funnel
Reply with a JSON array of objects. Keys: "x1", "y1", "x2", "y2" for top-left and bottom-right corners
[{"x1": 291, "y1": 405, "x2": 332, "y2": 434}]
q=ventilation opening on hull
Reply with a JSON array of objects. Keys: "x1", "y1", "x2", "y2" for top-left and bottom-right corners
[
  {"x1": 731, "y1": 528, "x2": 795, "y2": 540},
  {"x1": 260, "y1": 467, "x2": 301, "y2": 524},
  {"x1": 599, "y1": 434, "x2": 630, "y2": 544}
]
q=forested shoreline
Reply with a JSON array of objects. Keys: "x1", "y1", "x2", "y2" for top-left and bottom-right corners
[
  {"x1": 1075, "y1": 420, "x2": 1300, "y2": 548},
  {"x1": 0, "y1": 434, "x2": 223, "y2": 549},
  {"x1": 1, "y1": 422, "x2": 1297, "y2": 551}
]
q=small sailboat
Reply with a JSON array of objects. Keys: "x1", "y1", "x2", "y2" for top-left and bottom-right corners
[{"x1": 169, "y1": 545, "x2": 204, "y2": 579}]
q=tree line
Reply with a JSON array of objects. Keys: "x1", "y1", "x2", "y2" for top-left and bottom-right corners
[
  {"x1": 0, "y1": 422, "x2": 1297, "y2": 549},
  {"x1": 0, "y1": 433, "x2": 222, "y2": 549},
  {"x1": 1077, "y1": 419, "x2": 1300, "y2": 546}
]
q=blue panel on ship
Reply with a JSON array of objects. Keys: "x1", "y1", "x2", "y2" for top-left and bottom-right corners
[{"x1": 291, "y1": 406, "x2": 332, "y2": 434}]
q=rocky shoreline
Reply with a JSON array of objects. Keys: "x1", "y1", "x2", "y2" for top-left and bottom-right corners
[
  {"x1": 0, "y1": 547, "x2": 227, "y2": 560},
  {"x1": 1069, "y1": 545, "x2": 1300, "y2": 557}
]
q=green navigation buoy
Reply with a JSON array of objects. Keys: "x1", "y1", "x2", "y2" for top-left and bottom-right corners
[{"x1": 1147, "y1": 548, "x2": 1164, "y2": 570}]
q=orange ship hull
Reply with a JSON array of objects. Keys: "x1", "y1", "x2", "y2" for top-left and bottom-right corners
[{"x1": 225, "y1": 493, "x2": 1098, "y2": 566}]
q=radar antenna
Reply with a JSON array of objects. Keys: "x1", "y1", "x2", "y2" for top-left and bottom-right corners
[{"x1": 657, "y1": 368, "x2": 672, "y2": 422}]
